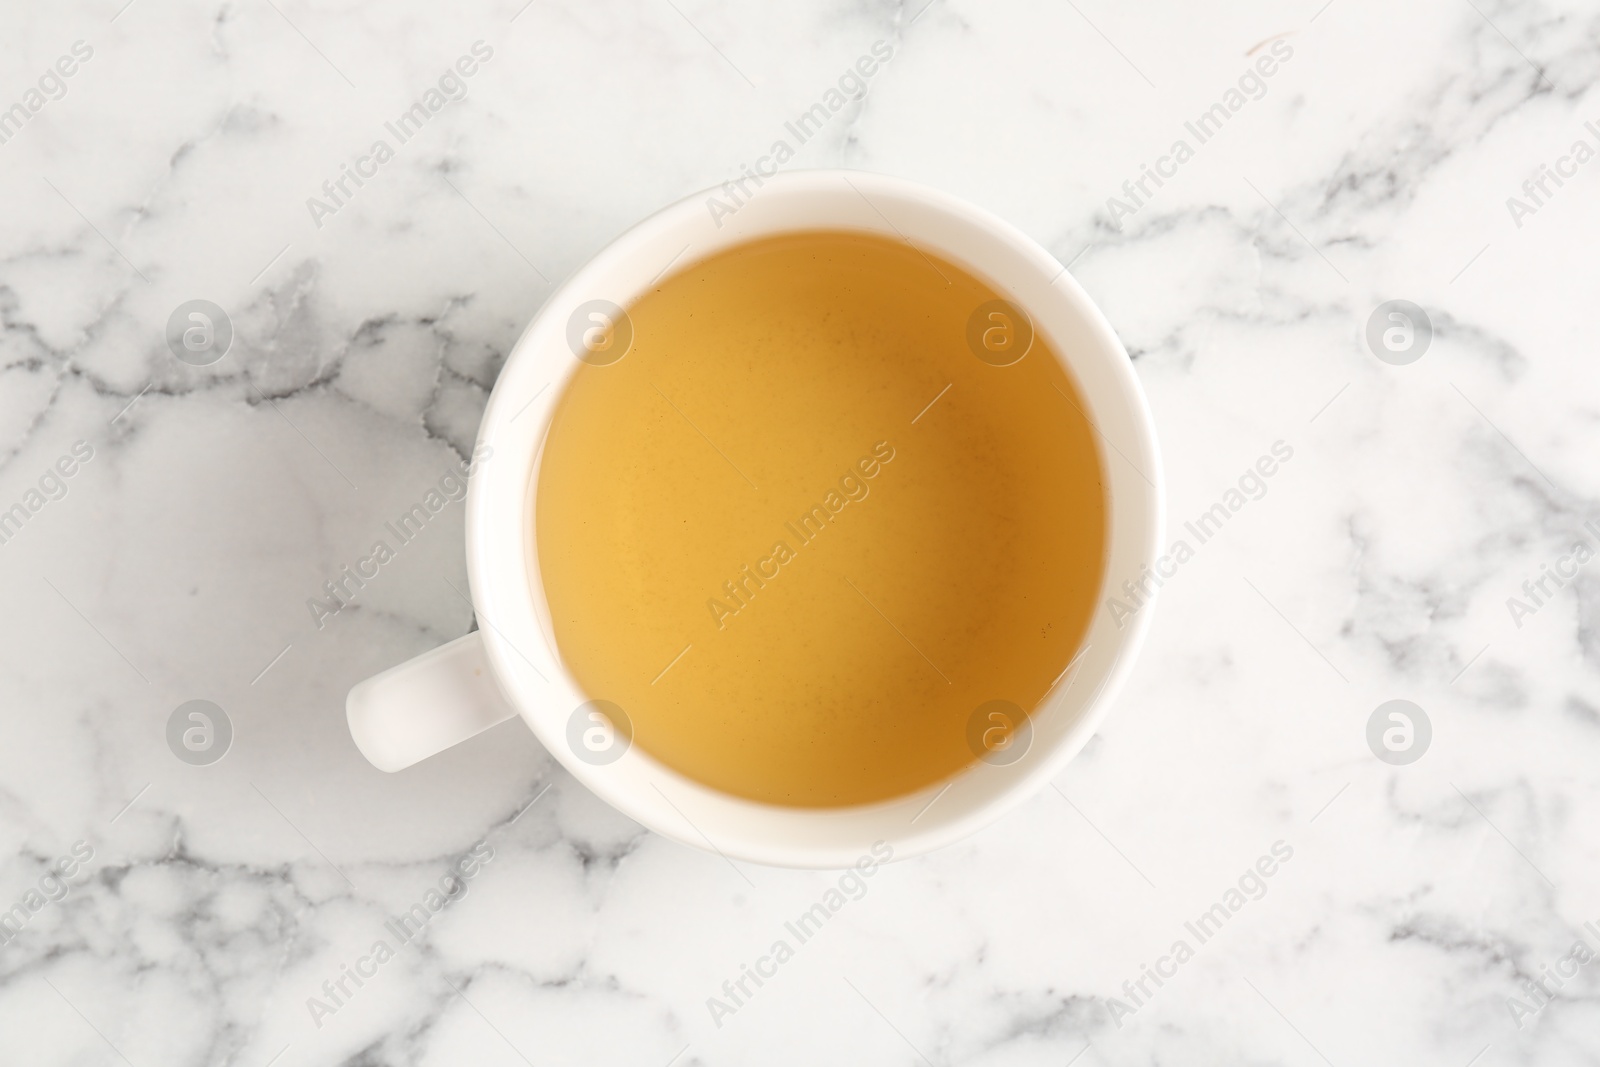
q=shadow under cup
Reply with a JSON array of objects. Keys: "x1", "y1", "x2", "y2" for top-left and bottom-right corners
[{"x1": 470, "y1": 171, "x2": 1162, "y2": 867}]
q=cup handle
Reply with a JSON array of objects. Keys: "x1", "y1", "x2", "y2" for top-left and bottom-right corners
[{"x1": 346, "y1": 632, "x2": 520, "y2": 772}]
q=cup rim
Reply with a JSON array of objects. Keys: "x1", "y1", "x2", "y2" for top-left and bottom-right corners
[{"x1": 466, "y1": 168, "x2": 1164, "y2": 868}]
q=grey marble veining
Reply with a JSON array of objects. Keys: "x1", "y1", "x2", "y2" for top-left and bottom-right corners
[{"x1": 2, "y1": 0, "x2": 1599, "y2": 1063}]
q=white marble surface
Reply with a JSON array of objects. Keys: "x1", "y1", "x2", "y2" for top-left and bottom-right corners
[{"x1": 2, "y1": 0, "x2": 1599, "y2": 1063}]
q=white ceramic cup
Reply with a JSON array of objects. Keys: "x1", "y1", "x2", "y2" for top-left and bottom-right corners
[{"x1": 346, "y1": 169, "x2": 1163, "y2": 869}]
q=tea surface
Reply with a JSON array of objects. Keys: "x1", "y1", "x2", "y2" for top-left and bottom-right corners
[{"x1": 535, "y1": 230, "x2": 1105, "y2": 806}]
